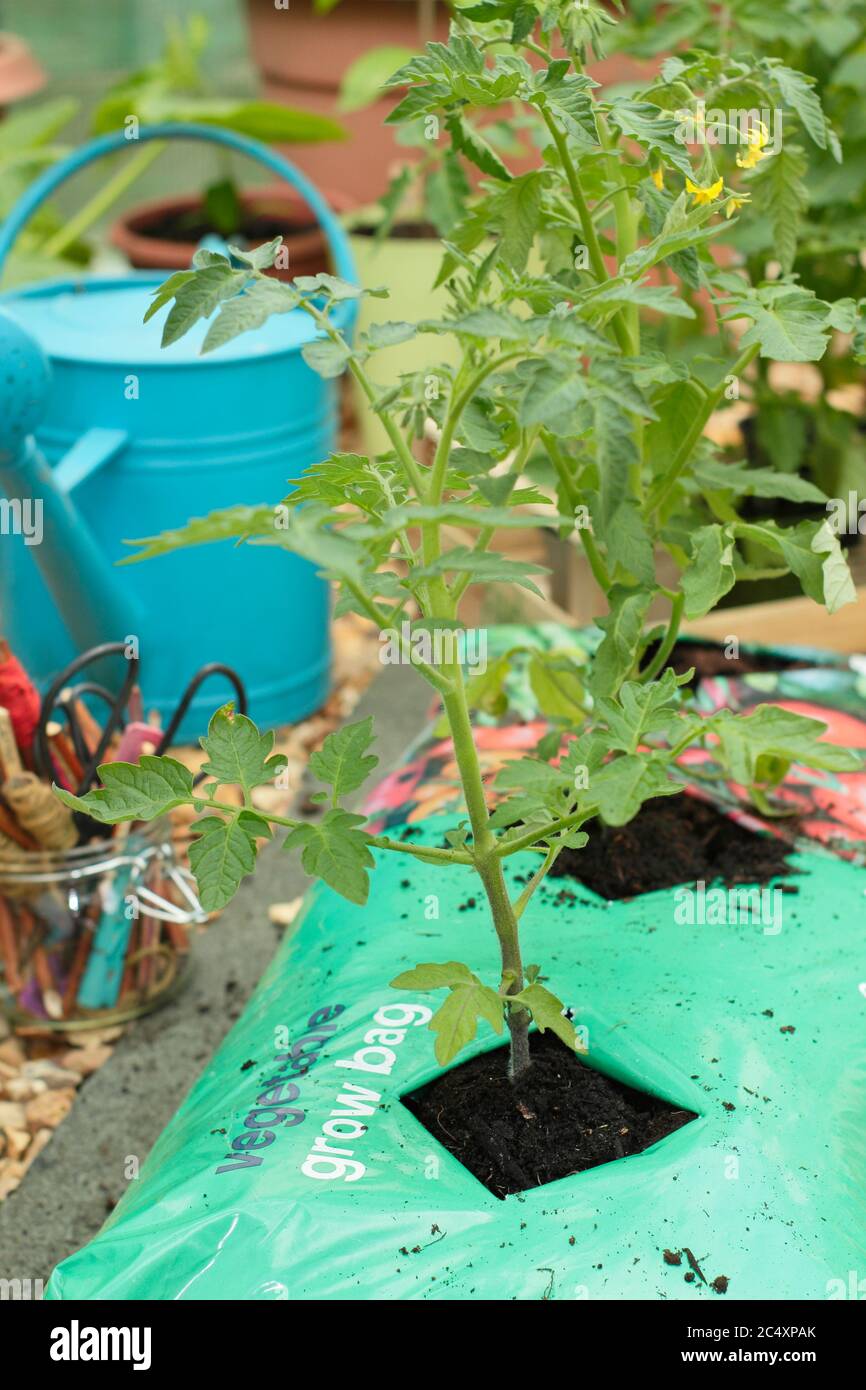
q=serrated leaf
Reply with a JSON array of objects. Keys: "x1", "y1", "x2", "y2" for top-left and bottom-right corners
[
  {"x1": 283, "y1": 809, "x2": 374, "y2": 905},
  {"x1": 589, "y1": 586, "x2": 653, "y2": 698},
  {"x1": 308, "y1": 716, "x2": 378, "y2": 804},
  {"x1": 199, "y1": 705, "x2": 286, "y2": 796},
  {"x1": 584, "y1": 753, "x2": 682, "y2": 826},
  {"x1": 595, "y1": 668, "x2": 684, "y2": 754},
  {"x1": 429, "y1": 982, "x2": 505, "y2": 1065},
  {"x1": 301, "y1": 336, "x2": 353, "y2": 378},
  {"x1": 446, "y1": 112, "x2": 512, "y2": 181},
  {"x1": 411, "y1": 546, "x2": 548, "y2": 597},
  {"x1": 767, "y1": 62, "x2": 827, "y2": 150},
  {"x1": 364, "y1": 320, "x2": 416, "y2": 349},
  {"x1": 711, "y1": 704, "x2": 863, "y2": 789},
  {"x1": 682, "y1": 524, "x2": 737, "y2": 619},
  {"x1": 188, "y1": 814, "x2": 258, "y2": 912},
  {"x1": 528, "y1": 651, "x2": 586, "y2": 721},
  {"x1": 693, "y1": 459, "x2": 826, "y2": 505},
  {"x1": 511, "y1": 983, "x2": 575, "y2": 1049},
  {"x1": 201, "y1": 277, "x2": 299, "y2": 352},
  {"x1": 747, "y1": 145, "x2": 808, "y2": 276},
  {"x1": 607, "y1": 99, "x2": 693, "y2": 175},
  {"x1": 722, "y1": 284, "x2": 832, "y2": 363},
  {"x1": 391, "y1": 960, "x2": 478, "y2": 990},
  {"x1": 158, "y1": 265, "x2": 249, "y2": 346},
  {"x1": 54, "y1": 756, "x2": 194, "y2": 824}
]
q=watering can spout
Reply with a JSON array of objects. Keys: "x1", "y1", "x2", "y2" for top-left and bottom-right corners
[{"x1": 0, "y1": 310, "x2": 136, "y2": 652}]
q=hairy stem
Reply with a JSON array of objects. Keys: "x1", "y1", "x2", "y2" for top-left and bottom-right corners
[{"x1": 441, "y1": 659, "x2": 531, "y2": 1079}]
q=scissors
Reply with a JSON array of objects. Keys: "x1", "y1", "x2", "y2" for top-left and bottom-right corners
[{"x1": 34, "y1": 643, "x2": 247, "y2": 795}]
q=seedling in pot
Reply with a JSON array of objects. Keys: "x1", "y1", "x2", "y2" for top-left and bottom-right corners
[{"x1": 58, "y1": 6, "x2": 864, "y2": 1085}]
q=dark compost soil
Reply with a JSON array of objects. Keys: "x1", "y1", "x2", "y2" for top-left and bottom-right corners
[
  {"x1": 404, "y1": 1031, "x2": 697, "y2": 1199},
  {"x1": 406, "y1": 797, "x2": 796, "y2": 1198},
  {"x1": 547, "y1": 793, "x2": 796, "y2": 900},
  {"x1": 139, "y1": 211, "x2": 315, "y2": 245},
  {"x1": 658, "y1": 638, "x2": 809, "y2": 686}
]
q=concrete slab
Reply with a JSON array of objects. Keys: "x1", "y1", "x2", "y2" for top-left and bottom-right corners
[{"x1": 0, "y1": 662, "x2": 428, "y2": 1283}]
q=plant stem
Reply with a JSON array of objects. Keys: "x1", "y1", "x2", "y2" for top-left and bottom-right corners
[
  {"x1": 540, "y1": 108, "x2": 633, "y2": 356},
  {"x1": 441, "y1": 659, "x2": 531, "y2": 1078},
  {"x1": 639, "y1": 591, "x2": 684, "y2": 682},
  {"x1": 42, "y1": 141, "x2": 166, "y2": 260}
]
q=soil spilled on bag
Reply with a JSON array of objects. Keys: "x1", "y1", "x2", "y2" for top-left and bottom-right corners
[
  {"x1": 548, "y1": 794, "x2": 797, "y2": 900},
  {"x1": 404, "y1": 1031, "x2": 697, "y2": 1198}
]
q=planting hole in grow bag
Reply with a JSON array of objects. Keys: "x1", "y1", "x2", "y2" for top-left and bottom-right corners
[
  {"x1": 547, "y1": 795, "x2": 798, "y2": 901},
  {"x1": 648, "y1": 638, "x2": 811, "y2": 687},
  {"x1": 403, "y1": 1032, "x2": 697, "y2": 1199}
]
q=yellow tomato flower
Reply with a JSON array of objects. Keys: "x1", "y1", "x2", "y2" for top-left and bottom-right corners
[
  {"x1": 736, "y1": 120, "x2": 770, "y2": 170},
  {"x1": 651, "y1": 166, "x2": 664, "y2": 190},
  {"x1": 686, "y1": 175, "x2": 724, "y2": 206},
  {"x1": 725, "y1": 192, "x2": 751, "y2": 218}
]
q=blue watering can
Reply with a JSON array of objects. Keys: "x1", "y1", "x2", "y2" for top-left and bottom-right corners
[{"x1": 0, "y1": 123, "x2": 358, "y2": 739}]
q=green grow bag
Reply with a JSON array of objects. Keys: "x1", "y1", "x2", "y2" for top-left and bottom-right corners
[{"x1": 47, "y1": 638, "x2": 866, "y2": 1301}]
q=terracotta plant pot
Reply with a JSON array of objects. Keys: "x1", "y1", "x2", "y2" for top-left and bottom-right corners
[
  {"x1": 244, "y1": 0, "x2": 449, "y2": 203},
  {"x1": 110, "y1": 185, "x2": 354, "y2": 281},
  {"x1": 0, "y1": 32, "x2": 45, "y2": 111}
]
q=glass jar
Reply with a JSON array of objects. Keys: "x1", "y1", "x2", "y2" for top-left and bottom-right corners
[{"x1": 0, "y1": 819, "x2": 207, "y2": 1035}]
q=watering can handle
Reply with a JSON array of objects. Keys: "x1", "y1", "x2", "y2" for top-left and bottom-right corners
[{"x1": 0, "y1": 122, "x2": 357, "y2": 285}]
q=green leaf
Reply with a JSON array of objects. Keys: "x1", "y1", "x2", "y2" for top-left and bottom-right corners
[
  {"x1": 364, "y1": 320, "x2": 416, "y2": 349},
  {"x1": 722, "y1": 284, "x2": 832, "y2": 363},
  {"x1": 528, "y1": 651, "x2": 586, "y2": 721},
  {"x1": 225, "y1": 236, "x2": 283, "y2": 271},
  {"x1": 54, "y1": 756, "x2": 193, "y2": 825},
  {"x1": 736, "y1": 519, "x2": 856, "y2": 614},
  {"x1": 429, "y1": 982, "x2": 505, "y2": 1065},
  {"x1": 201, "y1": 277, "x2": 299, "y2": 353},
  {"x1": 607, "y1": 99, "x2": 693, "y2": 175},
  {"x1": 511, "y1": 983, "x2": 575, "y2": 1049},
  {"x1": 484, "y1": 171, "x2": 546, "y2": 271},
  {"x1": 283, "y1": 809, "x2": 374, "y2": 905},
  {"x1": 122, "y1": 503, "x2": 278, "y2": 565},
  {"x1": 536, "y1": 66, "x2": 599, "y2": 146},
  {"x1": 338, "y1": 44, "x2": 417, "y2": 112},
  {"x1": 199, "y1": 705, "x2": 286, "y2": 796},
  {"x1": 519, "y1": 359, "x2": 589, "y2": 433},
  {"x1": 584, "y1": 753, "x2": 682, "y2": 826},
  {"x1": 411, "y1": 546, "x2": 548, "y2": 597},
  {"x1": 766, "y1": 63, "x2": 827, "y2": 150},
  {"x1": 595, "y1": 668, "x2": 685, "y2": 755},
  {"x1": 711, "y1": 704, "x2": 863, "y2": 790},
  {"x1": 188, "y1": 814, "x2": 259, "y2": 913},
  {"x1": 158, "y1": 265, "x2": 249, "y2": 346},
  {"x1": 747, "y1": 145, "x2": 808, "y2": 276},
  {"x1": 446, "y1": 112, "x2": 512, "y2": 181},
  {"x1": 301, "y1": 336, "x2": 353, "y2": 378},
  {"x1": 693, "y1": 459, "x2": 826, "y2": 505},
  {"x1": 391, "y1": 960, "x2": 478, "y2": 990},
  {"x1": 682, "y1": 524, "x2": 737, "y2": 620},
  {"x1": 590, "y1": 586, "x2": 653, "y2": 698},
  {"x1": 308, "y1": 716, "x2": 378, "y2": 803}
]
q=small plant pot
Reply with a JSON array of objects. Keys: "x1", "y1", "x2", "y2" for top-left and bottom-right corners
[
  {"x1": 44, "y1": 636, "x2": 866, "y2": 1300},
  {"x1": 0, "y1": 820, "x2": 206, "y2": 1036},
  {"x1": 111, "y1": 185, "x2": 354, "y2": 282},
  {"x1": 244, "y1": 0, "x2": 450, "y2": 203},
  {"x1": 0, "y1": 32, "x2": 44, "y2": 113}
]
